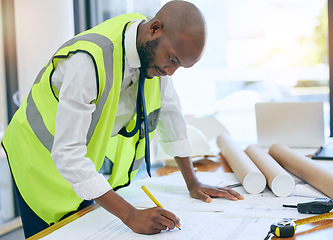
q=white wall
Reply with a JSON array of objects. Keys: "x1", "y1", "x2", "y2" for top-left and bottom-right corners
[
  {"x1": 0, "y1": 1, "x2": 7, "y2": 132},
  {"x1": 14, "y1": 0, "x2": 75, "y2": 102},
  {"x1": 0, "y1": 0, "x2": 75, "y2": 224}
]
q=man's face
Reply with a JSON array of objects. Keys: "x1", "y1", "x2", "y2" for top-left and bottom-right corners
[
  {"x1": 138, "y1": 38, "x2": 161, "y2": 79},
  {"x1": 137, "y1": 31, "x2": 203, "y2": 79}
]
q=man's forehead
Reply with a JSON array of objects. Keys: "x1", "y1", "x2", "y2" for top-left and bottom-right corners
[{"x1": 171, "y1": 35, "x2": 204, "y2": 68}]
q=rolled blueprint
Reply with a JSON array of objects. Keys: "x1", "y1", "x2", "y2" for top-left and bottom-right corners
[
  {"x1": 245, "y1": 145, "x2": 295, "y2": 197},
  {"x1": 217, "y1": 133, "x2": 266, "y2": 194},
  {"x1": 269, "y1": 143, "x2": 333, "y2": 199}
]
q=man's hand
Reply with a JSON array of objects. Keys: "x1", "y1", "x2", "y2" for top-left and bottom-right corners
[
  {"x1": 188, "y1": 182, "x2": 244, "y2": 203},
  {"x1": 174, "y1": 156, "x2": 244, "y2": 202},
  {"x1": 94, "y1": 190, "x2": 180, "y2": 235},
  {"x1": 125, "y1": 207, "x2": 180, "y2": 234}
]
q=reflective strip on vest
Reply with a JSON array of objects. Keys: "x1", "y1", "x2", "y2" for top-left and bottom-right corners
[
  {"x1": 139, "y1": 108, "x2": 160, "y2": 139},
  {"x1": 125, "y1": 108, "x2": 160, "y2": 171},
  {"x1": 132, "y1": 157, "x2": 144, "y2": 171},
  {"x1": 26, "y1": 33, "x2": 114, "y2": 152}
]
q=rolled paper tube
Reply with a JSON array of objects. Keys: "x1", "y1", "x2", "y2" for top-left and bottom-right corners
[
  {"x1": 217, "y1": 133, "x2": 266, "y2": 194},
  {"x1": 245, "y1": 145, "x2": 295, "y2": 197},
  {"x1": 269, "y1": 143, "x2": 333, "y2": 199}
]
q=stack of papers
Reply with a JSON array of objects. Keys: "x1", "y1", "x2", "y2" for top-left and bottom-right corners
[{"x1": 40, "y1": 171, "x2": 328, "y2": 240}]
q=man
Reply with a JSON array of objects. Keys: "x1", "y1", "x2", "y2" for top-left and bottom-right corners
[{"x1": 2, "y1": 0, "x2": 243, "y2": 238}]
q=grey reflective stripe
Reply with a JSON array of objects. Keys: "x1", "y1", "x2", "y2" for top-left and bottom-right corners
[
  {"x1": 33, "y1": 66, "x2": 47, "y2": 84},
  {"x1": 132, "y1": 157, "x2": 144, "y2": 171},
  {"x1": 105, "y1": 154, "x2": 143, "y2": 173},
  {"x1": 57, "y1": 33, "x2": 115, "y2": 144},
  {"x1": 26, "y1": 33, "x2": 115, "y2": 152},
  {"x1": 135, "y1": 109, "x2": 160, "y2": 169},
  {"x1": 59, "y1": 33, "x2": 114, "y2": 94},
  {"x1": 26, "y1": 66, "x2": 54, "y2": 151},
  {"x1": 26, "y1": 91, "x2": 54, "y2": 152},
  {"x1": 147, "y1": 108, "x2": 160, "y2": 133},
  {"x1": 86, "y1": 69, "x2": 113, "y2": 144},
  {"x1": 77, "y1": 34, "x2": 115, "y2": 144},
  {"x1": 140, "y1": 108, "x2": 161, "y2": 138}
]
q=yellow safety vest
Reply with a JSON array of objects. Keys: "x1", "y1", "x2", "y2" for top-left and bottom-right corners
[{"x1": 2, "y1": 13, "x2": 161, "y2": 224}]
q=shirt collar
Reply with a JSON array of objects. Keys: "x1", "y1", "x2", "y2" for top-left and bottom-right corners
[{"x1": 124, "y1": 19, "x2": 146, "y2": 69}]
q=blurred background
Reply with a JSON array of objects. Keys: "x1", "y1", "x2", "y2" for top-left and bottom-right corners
[{"x1": 0, "y1": 0, "x2": 330, "y2": 238}]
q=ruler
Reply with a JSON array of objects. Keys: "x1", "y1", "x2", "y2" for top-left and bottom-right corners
[{"x1": 294, "y1": 211, "x2": 333, "y2": 226}]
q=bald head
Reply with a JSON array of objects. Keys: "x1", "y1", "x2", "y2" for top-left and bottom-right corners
[
  {"x1": 136, "y1": 1, "x2": 206, "y2": 78},
  {"x1": 155, "y1": 1, "x2": 206, "y2": 38},
  {"x1": 153, "y1": 1, "x2": 206, "y2": 60}
]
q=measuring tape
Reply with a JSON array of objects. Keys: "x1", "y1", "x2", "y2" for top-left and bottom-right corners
[
  {"x1": 265, "y1": 211, "x2": 333, "y2": 239},
  {"x1": 294, "y1": 211, "x2": 333, "y2": 226}
]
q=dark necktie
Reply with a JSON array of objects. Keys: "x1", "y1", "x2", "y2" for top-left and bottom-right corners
[{"x1": 119, "y1": 72, "x2": 151, "y2": 177}]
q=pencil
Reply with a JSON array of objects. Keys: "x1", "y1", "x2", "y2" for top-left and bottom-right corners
[
  {"x1": 141, "y1": 185, "x2": 181, "y2": 230},
  {"x1": 225, "y1": 183, "x2": 242, "y2": 188}
]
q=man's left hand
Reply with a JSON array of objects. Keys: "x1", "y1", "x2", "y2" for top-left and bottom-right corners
[{"x1": 189, "y1": 183, "x2": 244, "y2": 203}]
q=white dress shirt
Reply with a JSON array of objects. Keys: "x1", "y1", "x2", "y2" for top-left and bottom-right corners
[{"x1": 50, "y1": 19, "x2": 191, "y2": 200}]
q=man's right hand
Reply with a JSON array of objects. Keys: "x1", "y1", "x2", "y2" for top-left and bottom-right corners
[
  {"x1": 125, "y1": 207, "x2": 180, "y2": 234},
  {"x1": 94, "y1": 190, "x2": 180, "y2": 235}
]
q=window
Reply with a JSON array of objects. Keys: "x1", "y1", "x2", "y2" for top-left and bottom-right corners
[{"x1": 81, "y1": 0, "x2": 329, "y2": 143}]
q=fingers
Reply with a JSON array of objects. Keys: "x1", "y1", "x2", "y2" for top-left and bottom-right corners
[
  {"x1": 192, "y1": 186, "x2": 244, "y2": 202},
  {"x1": 217, "y1": 187, "x2": 244, "y2": 200},
  {"x1": 146, "y1": 208, "x2": 180, "y2": 233},
  {"x1": 129, "y1": 207, "x2": 181, "y2": 235},
  {"x1": 205, "y1": 187, "x2": 241, "y2": 201},
  {"x1": 160, "y1": 209, "x2": 181, "y2": 229},
  {"x1": 192, "y1": 189, "x2": 212, "y2": 203}
]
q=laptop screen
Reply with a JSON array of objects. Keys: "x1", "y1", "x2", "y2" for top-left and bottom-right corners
[{"x1": 255, "y1": 102, "x2": 325, "y2": 148}]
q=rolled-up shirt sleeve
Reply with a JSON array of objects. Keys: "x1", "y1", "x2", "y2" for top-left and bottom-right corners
[
  {"x1": 157, "y1": 76, "x2": 192, "y2": 158},
  {"x1": 51, "y1": 53, "x2": 111, "y2": 200}
]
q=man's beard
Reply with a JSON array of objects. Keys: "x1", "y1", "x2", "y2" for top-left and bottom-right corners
[{"x1": 138, "y1": 38, "x2": 160, "y2": 79}]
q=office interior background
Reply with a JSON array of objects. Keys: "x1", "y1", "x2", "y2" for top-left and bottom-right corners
[{"x1": 0, "y1": 0, "x2": 330, "y2": 235}]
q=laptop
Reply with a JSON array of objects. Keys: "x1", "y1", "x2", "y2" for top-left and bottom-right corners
[{"x1": 255, "y1": 102, "x2": 325, "y2": 148}]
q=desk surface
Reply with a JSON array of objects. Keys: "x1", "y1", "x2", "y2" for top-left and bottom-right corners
[{"x1": 28, "y1": 153, "x2": 333, "y2": 240}]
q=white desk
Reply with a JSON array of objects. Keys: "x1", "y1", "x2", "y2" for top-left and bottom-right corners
[{"x1": 27, "y1": 155, "x2": 333, "y2": 240}]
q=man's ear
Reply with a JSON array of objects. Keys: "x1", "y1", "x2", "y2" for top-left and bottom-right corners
[{"x1": 149, "y1": 20, "x2": 163, "y2": 36}]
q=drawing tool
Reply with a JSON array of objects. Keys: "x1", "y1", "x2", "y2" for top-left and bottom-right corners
[
  {"x1": 225, "y1": 183, "x2": 242, "y2": 188},
  {"x1": 141, "y1": 185, "x2": 181, "y2": 230}
]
